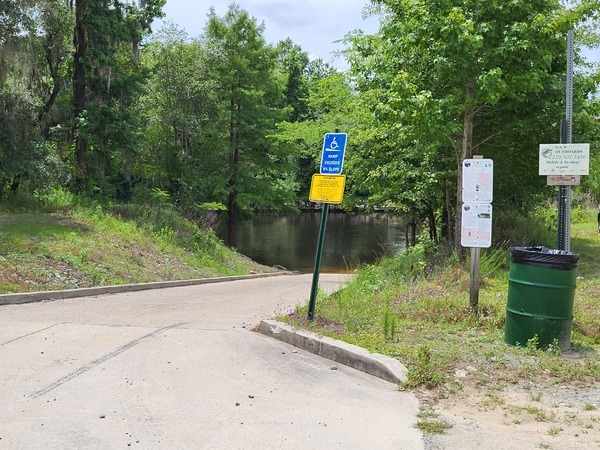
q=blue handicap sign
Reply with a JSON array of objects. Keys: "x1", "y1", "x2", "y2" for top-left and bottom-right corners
[{"x1": 320, "y1": 133, "x2": 347, "y2": 175}]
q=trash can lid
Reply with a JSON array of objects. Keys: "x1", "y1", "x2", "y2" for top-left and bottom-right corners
[{"x1": 511, "y1": 246, "x2": 579, "y2": 270}]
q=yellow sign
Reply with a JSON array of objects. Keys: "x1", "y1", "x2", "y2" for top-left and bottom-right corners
[{"x1": 309, "y1": 174, "x2": 346, "y2": 204}]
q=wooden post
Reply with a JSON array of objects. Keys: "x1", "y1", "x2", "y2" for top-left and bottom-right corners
[{"x1": 470, "y1": 247, "x2": 481, "y2": 313}]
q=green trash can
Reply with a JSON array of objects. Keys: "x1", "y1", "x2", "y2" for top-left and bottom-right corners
[{"x1": 505, "y1": 246, "x2": 579, "y2": 351}]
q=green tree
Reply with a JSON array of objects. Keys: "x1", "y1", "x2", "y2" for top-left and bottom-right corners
[
  {"x1": 273, "y1": 68, "x2": 359, "y2": 203},
  {"x1": 277, "y1": 38, "x2": 310, "y2": 122},
  {"x1": 205, "y1": 4, "x2": 293, "y2": 246},
  {"x1": 71, "y1": 0, "x2": 165, "y2": 195},
  {"x1": 347, "y1": 0, "x2": 600, "y2": 254},
  {"x1": 137, "y1": 25, "x2": 226, "y2": 211},
  {"x1": 0, "y1": 0, "x2": 71, "y2": 198}
]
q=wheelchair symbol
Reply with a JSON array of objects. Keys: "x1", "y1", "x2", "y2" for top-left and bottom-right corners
[{"x1": 328, "y1": 137, "x2": 340, "y2": 151}]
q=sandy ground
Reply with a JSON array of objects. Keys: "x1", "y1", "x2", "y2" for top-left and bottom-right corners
[{"x1": 423, "y1": 380, "x2": 600, "y2": 449}]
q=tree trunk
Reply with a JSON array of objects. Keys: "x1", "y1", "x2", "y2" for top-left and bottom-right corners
[
  {"x1": 73, "y1": 0, "x2": 87, "y2": 192},
  {"x1": 443, "y1": 182, "x2": 453, "y2": 241},
  {"x1": 405, "y1": 218, "x2": 419, "y2": 247},
  {"x1": 227, "y1": 190, "x2": 238, "y2": 247},
  {"x1": 428, "y1": 208, "x2": 437, "y2": 243},
  {"x1": 38, "y1": 48, "x2": 61, "y2": 136},
  {"x1": 454, "y1": 80, "x2": 475, "y2": 259},
  {"x1": 227, "y1": 87, "x2": 240, "y2": 247}
]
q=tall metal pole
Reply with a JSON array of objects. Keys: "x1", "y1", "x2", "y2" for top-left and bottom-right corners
[
  {"x1": 558, "y1": 120, "x2": 569, "y2": 250},
  {"x1": 308, "y1": 203, "x2": 330, "y2": 320},
  {"x1": 558, "y1": 30, "x2": 574, "y2": 251}
]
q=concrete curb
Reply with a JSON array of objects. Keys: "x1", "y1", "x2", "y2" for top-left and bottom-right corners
[
  {"x1": 259, "y1": 319, "x2": 408, "y2": 385},
  {"x1": 0, "y1": 271, "x2": 293, "y2": 306}
]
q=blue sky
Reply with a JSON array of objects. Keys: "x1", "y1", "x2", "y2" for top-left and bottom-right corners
[
  {"x1": 156, "y1": 0, "x2": 379, "y2": 70},
  {"x1": 155, "y1": 1, "x2": 598, "y2": 70}
]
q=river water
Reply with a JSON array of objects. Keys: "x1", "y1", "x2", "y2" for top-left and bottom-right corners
[{"x1": 228, "y1": 212, "x2": 406, "y2": 273}]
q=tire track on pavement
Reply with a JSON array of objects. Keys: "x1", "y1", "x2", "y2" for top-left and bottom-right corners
[
  {"x1": 1, "y1": 323, "x2": 63, "y2": 346},
  {"x1": 30, "y1": 322, "x2": 189, "y2": 399}
]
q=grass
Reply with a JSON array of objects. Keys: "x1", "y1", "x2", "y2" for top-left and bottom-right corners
[
  {"x1": 0, "y1": 200, "x2": 273, "y2": 294},
  {"x1": 281, "y1": 214, "x2": 600, "y2": 395},
  {"x1": 415, "y1": 418, "x2": 453, "y2": 435},
  {"x1": 415, "y1": 406, "x2": 453, "y2": 434}
]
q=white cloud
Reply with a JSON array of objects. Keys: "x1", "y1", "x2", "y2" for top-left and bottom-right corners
[{"x1": 157, "y1": 0, "x2": 380, "y2": 69}]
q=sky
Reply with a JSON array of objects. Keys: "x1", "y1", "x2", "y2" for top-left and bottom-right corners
[
  {"x1": 155, "y1": 0, "x2": 380, "y2": 70},
  {"x1": 155, "y1": 1, "x2": 598, "y2": 70}
]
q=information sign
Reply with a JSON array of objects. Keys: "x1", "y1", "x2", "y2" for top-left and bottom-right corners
[
  {"x1": 320, "y1": 133, "x2": 347, "y2": 175},
  {"x1": 539, "y1": 143, "x2": 590, "y2": 175},
  {"x1": 309, "y1": 174, "x2": 346, "y2": 204},
  {"x1": 461, "y1": 204, "x2": 492, "y2": 248},
  {"x1": 462, "y1": 159, "x2": 493, "y2": 204}
]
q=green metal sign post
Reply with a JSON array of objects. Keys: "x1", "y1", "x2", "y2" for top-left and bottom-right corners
[{"x1": 307, "y1": 202, "x2": 330, "y2": 320}]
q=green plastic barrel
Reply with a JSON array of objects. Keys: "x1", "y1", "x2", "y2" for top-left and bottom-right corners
[{"x1": 505, "y1": 247, "x2": 579, "y2": 351}]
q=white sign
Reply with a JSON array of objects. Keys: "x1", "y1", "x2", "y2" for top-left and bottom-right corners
[
  {"x1": 539, "y1": 143, "x2": 590, "y2": 175},
  {"x1": 462, "y1": 159, "x2": 493, "y2": 204},
  {"x1": 461, "y1": 204, "x2": 492, "y2": 248}
]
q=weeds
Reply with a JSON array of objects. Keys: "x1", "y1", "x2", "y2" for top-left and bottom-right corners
[
  {"x1": 382, "y1": 309, "x2": 397, "y2": 341},
  {"x1": 415, "y1": 419, "x2": 453, "y2": 435},
  {"x1": 404, "y1": 345, "x2": 446, "y2": 389},
  {"x1": 415, "y1": 406, "x2": 453, "y2": 434},
  {"x1": 530, "y1": 392, "x2": 544, "y2": 402}
]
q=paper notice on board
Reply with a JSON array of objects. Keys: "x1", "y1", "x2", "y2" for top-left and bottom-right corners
[
  {"x1": 461, "y1": 204, "x2": 492, "y2": 248},
  {"x1": 462, "y1": 159, "x2": 493, "y2": 204}
]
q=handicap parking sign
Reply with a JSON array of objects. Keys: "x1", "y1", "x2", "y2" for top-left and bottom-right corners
[{"x1": 320, "y1": 133, "x2": 347, "y2": 175}]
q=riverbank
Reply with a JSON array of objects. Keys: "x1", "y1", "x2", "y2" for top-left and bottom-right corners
[{"x1": 0, "y1": 206, "x2": 277, "y2": 294}]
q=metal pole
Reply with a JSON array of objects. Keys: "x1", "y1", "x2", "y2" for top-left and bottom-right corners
[
  {"x1": 307, "y1": 202, "x2": 330, "y2": 320},
  {"x1": 558, "y1": 120, "x2": 568, "y2": 250},
  {"x1": 566, "y1": 30, "x2": 574, "y2": 143},
  {"x1": 558, "y1": 30, "x2": 575, "y2": 251}
]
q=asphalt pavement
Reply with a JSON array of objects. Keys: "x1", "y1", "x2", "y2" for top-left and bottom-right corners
[{"x1": 0, "y1": 273, "x2": 423, "y2": 449}]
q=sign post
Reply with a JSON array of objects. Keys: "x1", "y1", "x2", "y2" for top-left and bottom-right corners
[
  {"x1": 538, "y1": 31, "x2": 591, "y2": 252},
  {"x1": 308, "y1": 133, "x2": 348, "y2": 321},
  {"x1": 560, "y1": 30, "x2": 575, "y2": 252},
  {"x1": 460, "y1": 157, "x2": 493, "y2": 312},
  {"x1": 307, "y1": 202, "x2": 330, "y2": 321}
]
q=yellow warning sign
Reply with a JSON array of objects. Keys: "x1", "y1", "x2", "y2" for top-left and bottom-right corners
[{"x1": 309, "y1": 174, "x2": 346, "y2": 204}]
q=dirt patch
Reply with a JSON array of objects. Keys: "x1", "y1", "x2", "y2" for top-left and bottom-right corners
[{"x1": 421, "y1": 374, "x2": 600, "y2": 449}]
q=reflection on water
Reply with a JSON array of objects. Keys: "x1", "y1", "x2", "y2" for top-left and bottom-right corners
[{"x1": 231, "y1": 212, "x2": 406, "y2": 273}]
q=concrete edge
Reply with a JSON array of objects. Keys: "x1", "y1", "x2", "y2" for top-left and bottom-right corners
[
  {"x1": 259, "y1": 319, "x2": 408, "y2": 385},
  {"x1": 0, "y1": 271, "x2": 294, "y2": 306}
]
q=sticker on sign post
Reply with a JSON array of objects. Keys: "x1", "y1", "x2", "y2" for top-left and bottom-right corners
[{"x1": 320, "y1": 133, "x2": 347, "y2": 175}]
